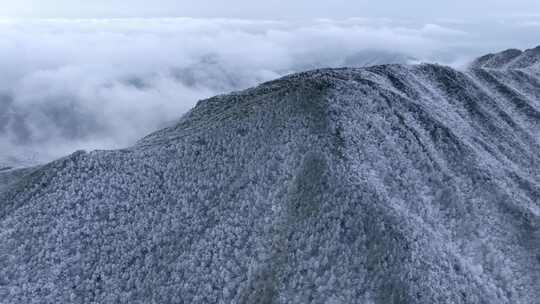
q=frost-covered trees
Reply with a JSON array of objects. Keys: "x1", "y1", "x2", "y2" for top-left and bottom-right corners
[{"x1": 1, "y1": 47, "x2": 539, "y2": 303}]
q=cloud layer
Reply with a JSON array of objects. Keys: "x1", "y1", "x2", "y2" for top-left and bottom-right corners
[{"x1": 0, "y1": 18, "x2": 539, "y2": 166}]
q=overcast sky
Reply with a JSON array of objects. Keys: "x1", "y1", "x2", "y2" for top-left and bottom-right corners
[{"x1": 3, "y1": 0, "x2": 540, "y2": 19}]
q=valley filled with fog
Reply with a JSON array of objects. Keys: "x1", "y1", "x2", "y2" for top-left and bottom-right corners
[{"x1": 1, "y1": 17, "x2": 540, "y2": 167}]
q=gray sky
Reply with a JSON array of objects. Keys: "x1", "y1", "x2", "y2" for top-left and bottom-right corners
[{"x1": 3, "y1": 0, "x2": 540, "y2": 19}]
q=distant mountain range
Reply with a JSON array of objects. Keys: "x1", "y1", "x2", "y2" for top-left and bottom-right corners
[
  {"x1": 1, "y1": 46, "x2": 539, "y2": 303},
  {"x1": 341, "y1": 49, "x2": 417, "y2": 68}
]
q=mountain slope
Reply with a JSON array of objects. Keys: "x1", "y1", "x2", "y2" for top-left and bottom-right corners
[{"x1": 1, "y1": 48, "x2": 539, "y2": 304}]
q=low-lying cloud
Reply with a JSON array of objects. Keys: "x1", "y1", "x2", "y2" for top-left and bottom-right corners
[{"x1": 0, "y1": 17, "x2": 539, "y2": 167}]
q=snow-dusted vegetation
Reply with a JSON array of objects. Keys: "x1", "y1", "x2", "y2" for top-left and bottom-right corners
[{"x1": 0, "y1": 47, "x2": 539, "y2": 303}]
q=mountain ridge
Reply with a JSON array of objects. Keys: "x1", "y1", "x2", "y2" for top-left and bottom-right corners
[
  {"x1": 1, "y1": 48, "x2": 539, "y2": 303},
  {"x1": 470, "y1": 45, "x2": 540, "y2": 70}
]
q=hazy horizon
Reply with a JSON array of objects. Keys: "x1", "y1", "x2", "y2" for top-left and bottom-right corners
[{"x1": 4, "y1": 0, "x2": 540, "y2": 20}]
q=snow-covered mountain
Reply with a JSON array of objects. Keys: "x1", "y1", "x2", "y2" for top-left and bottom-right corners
[
  {"x1": 0, "y1": 49, "x2": 422, "y2": 170},
  {"x1": 1, "y1": 47, "x2": 539, "y2": 303}
]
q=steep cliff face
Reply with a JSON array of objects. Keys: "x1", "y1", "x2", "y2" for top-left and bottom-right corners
[{"x1": 1, "y1": 48, "x2": 539, "y2": 304}]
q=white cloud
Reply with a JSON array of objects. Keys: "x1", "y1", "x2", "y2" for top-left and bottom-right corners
[{"x1": 0, "y1": 18, "x2": 538, "y2": 166}]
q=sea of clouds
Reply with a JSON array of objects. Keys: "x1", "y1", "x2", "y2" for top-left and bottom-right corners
[{"x1": 1, "y1": 17, "x2": 539, "y2": 167}]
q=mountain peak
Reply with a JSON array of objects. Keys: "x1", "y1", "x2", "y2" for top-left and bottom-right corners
[
  {"x1": 1, "y1": 51, "x2": 540, "y2": 303},
  {"x1": 470, "y1": 45, "x2": 540, "y2": 70}
]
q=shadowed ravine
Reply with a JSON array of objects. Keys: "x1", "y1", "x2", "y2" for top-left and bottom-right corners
[{"x1": 0, "y1": 47, "x2": 539, "y2": 303}]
